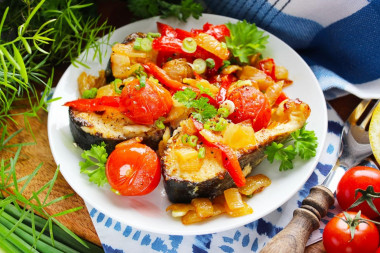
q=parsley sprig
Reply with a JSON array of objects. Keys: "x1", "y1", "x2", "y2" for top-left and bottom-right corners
[
  {"x1": 225, "y1": 20, "x2": 269, "y2": 64},
  {"x1": 265, "y1": 125, "x2": 318, "y2": 171},
  {"x1": 173, "y1": 88, "x2": 217, "y2": 123},
  {"x1": 79, "y1": 142, "x2": 108, "y2": 186}
]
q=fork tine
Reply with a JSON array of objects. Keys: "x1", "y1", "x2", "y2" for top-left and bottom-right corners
[
  {"x1": 348, "y1": 99, "x2": 371, "y2": 125},
  {"x1": 360, "y1": 100, "x2": 380, "y2": 129}
]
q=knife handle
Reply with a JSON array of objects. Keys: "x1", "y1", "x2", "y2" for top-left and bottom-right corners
[{"x1": 261, "y1": 185, "x2": 334, "y2": 253}]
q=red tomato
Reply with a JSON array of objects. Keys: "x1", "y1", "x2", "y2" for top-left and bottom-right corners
[
  {"x1": 106, "y1": 142, "x2": 161, "y2": 196},
  {"x1": 323, "y1": 211, "x2": 379, "y2": 253},
  {"x1": 227, "y1": 86, "x2": 271, "y2": 131},
  {"x1": 376, "y1": 247, "x2": 380, "y2": 253},
  {"x1": 336, "y1": 166, "x2": 380, "y2": 219},
  {"x1": 121, "y1": 79, "x2": 173, "y2": 125}
]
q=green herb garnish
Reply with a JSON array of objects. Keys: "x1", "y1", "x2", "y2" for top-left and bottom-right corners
[
  {"x1": 112, "y1": 79, "x2": 123, "y2": 94},
  {"x1": 198, "y1": 147, "x2": 206, "y2": 159},
  {"x1": 225, "y1": 20, "x2": 269, "y2": 63},
  {"x1": 79, "y1": 142, "x2": 108, "y2": 187},
  {"x1": 265, "y1": 125, "x2": 318, "y2": 171},
  {"x1": 155, "y1": 117, "x2": 165, "y2": 129},
  {"x1": 128, "y1": 0, "x2": 203, "y2": 22},
  {"x1": 82, "y1": 88, "x2": 98, "y2": 99},
  {"x1": 173, "y1": 88, "x2": 217, "y2": 123}
]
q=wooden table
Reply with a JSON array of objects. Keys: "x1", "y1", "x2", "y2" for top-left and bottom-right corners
[{"x1": 2, "y1": 3, "x2": 368, "y2": 251}]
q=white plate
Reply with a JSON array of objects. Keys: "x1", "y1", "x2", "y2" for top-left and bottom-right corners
[{"x1": 48, "y1": 14, "x2": 327, "y2": 235}]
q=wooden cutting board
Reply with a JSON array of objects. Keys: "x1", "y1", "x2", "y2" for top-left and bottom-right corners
[{"x1": 4, "y1": 107, "x2": 101, "y2": 246}]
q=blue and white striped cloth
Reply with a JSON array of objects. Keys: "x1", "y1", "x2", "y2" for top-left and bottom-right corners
[{"x1": 86, "y1": 1, "x2": 380, "y2": 252}]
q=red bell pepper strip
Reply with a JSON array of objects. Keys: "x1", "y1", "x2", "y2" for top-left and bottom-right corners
[
  {"x1": 142, "y1": 62, "x2": 198, "y2": 92},
  {"x1": 157, "y1": 22, "x2": 177, "y2": 37},
  {"x1": 191, "y1": 118, "x2": 246, "y2": 187},
  {"x1": 191, "y1": 23, "x2": 230, "y2": 41},
  {"x1": 275, "y1": 92, "x2": 288, "y2": 105},
  {"x1": 152, "y1": 36, "x2": 183, "y2": 53},
  {"x1": 259, "y1": 58, "x2": 276, "y2": 81},
  {"x1": 64, "y1": 96, "x2": 122, "y2": 112},
  {"x1": 215, "y1": 74, "x2": 236, "y2": 104},
  {"x1": 175, "y1": 28, "x2": 194, "y2": 40}
]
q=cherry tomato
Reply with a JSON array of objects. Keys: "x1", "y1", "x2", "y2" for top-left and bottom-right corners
[
  {"x1": 376, "y1": 247, "x2": 380, "y2": 253},
  {"x1": 323, "y1": 211, "x2": 379, "y2": 253},
  {"x1": 121, "y1": 78, "x2": 173, "y2": 125},
  {"x1": 106, "y1": 141, "x2": 161, "y2": 196},
  {"x1": 336, "y1": 166, "x2": 380, "y2": 219},
  {"x1": 227, "y1": 86, "x2": 271, "y2": 131}
]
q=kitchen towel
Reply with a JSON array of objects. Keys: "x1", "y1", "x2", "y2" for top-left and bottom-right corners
[{"x1": 86, "y1": 1, "x2": 380, "y2": 252}]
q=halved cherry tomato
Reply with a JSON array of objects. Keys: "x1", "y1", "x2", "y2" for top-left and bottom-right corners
[
  {"x1": 64, "y1": 79, "x2": 172, "y2": 125},
  {"x1": 106, "y1": 140, "x2": 161, "y2": 196},
  {"x1": 121, "y1": 79, "x2": 173, "y2": 125},
  {"x1": 336, "y1": 166, "x2": 380, "y2": 219},
  {"x1": 323, "y1": 211, "x2": 379, "y2": 253},
  {"x1": 227, "y1": 86, "x2": 271, "y2": 131}
]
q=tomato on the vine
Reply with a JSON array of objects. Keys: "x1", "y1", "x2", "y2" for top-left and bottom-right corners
[
  {"x1": 323, "y1": 211, "x2": 379, "y2": 253},
  {"x1": 336, "y1": 166, "x2": 380, "y2": 219},
  {"x1": 227, "y1": 86, "x2": 271, "y2": 131},
  {"x1": 106, "y1": 140, "x2": 161, "y2": 196}
]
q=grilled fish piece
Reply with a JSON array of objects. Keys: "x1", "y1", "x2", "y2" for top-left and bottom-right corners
[{"x1": 162, "y1": 99, "x2": 311, "y2": 203}]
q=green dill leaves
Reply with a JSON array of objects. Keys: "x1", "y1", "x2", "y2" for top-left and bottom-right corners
[
  {"x1": 174, "y1": 88, "x2": 217, "y2": 123},
  {"x1": 225, "y1": 20, "x2": 269, "y2": 63},
  {"x1": 79, "y1": 142, "x2": 108, "y2": 187},
  {"x1": 265, "y1": 125, "x2": 318, "y2": 171}
]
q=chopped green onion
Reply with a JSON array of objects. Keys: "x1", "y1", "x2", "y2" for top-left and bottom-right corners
[
  {"x1": 220, "y1": 60, "x2": 231, "y2": 70},
  {"x1": 188, "y1": 135, "x2": 198, "y2": 147},
  {"x1": 135, "y1": 76, "x2": 146, "y2": 90},
  {"x1": 139, "y1": 76, "x2": 146, "y2": 88},
  {"x1": 82, "y1": 88, "x2": 98, "y2": 99},
  {"x1": 111, "y1": 188, "x2": 120, "y2": 195},
  {"x1": 198, "y1": 147, "x2": 206, "y2": 159},
  {"x1": 218, "y1": 107, "x2": 230, "y2": 118},
  {"x1": 204, "y1": 118, "x2": 228, "y2": 131},
  {"x1": 181, "y1": 134, "x2": 189, "y2": 144},
  {"x1": 155, "y1": 117, "x2": 165, "y2": 129},
  {"x1": 205, "y1": 58, "x2": 215, "y2": 69},
  {"x1": 147, "y1": 32, "x2": 161, "y2": 40},
  {"x1": 181, "y1": 134, "x2": 198, "y2": 146},
  {"x1": 133, "y1": 38, "x2": 142, "y2": 50},
  {"x1": 192, "y1": 58, "x2": 206, "y2": 74},
  {"x1": 112, "y1": 78, "x2": 123, "y2": 94},
  {"x1": 140, "y1": 38, "x2": 152, "y2": 51},
  {"x1": 181, "y1": 37, "x2": 197, "y2": 53}
]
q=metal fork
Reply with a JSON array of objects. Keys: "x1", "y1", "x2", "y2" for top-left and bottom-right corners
[{"x1": 261, "y1": 99, "x2": 379, "y2": 253}]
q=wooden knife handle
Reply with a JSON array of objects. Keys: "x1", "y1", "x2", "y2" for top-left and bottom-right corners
[{"x1": 261, "y1": 185, "x2": 335, "y2": 253}]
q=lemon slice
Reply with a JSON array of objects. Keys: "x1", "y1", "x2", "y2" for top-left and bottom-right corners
[{"x1": 369, "y1": 102, "x2": 380, "y2": 164}]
